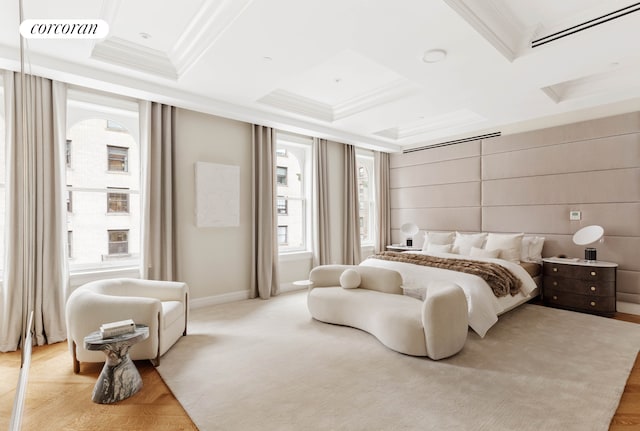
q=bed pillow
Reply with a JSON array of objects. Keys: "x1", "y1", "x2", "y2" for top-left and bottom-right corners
[
  {"x1": 485, "y1": 233, "x2": 524, "y2": 263},
  {"x1": 469, "y1": 247, "x2": 499, "y2": 259},
  {"x1": 427, "y1": 243, "x2": 452, "y2": 253},
  {"x1": 339, "y1": 269, "x2": 361, "y2": 289},
  {"x1": 421, "y1": 231, "x2": 455, "y2": 251},
  {"x1": 451, "y1": 232, "x2": 487, "y2": 255},
  {"x1": 521, "y1": 236, "x2": 545, "y2": 262}
]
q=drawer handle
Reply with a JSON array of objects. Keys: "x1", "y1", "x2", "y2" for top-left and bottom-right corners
[
  {"x1": 590, "y1": 286, "x2": 596, "y2": 292},
  {"x1": 590, "y1": 271, "x2": 597, "y2": 276},
  {"x1": 590, "y1": 301, "x2": 596, "y2": 307},
  {"x1": 552, "y1": 295, "x2": 558, "y2": 300},
  {"x1": 553, "y1": 281, "x2": 558, "y2": 286},
  {"x1": 552, "y1": 268, "x2": 558, "y2": 272}
]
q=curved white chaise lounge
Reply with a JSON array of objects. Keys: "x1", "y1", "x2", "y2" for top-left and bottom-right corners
[
  {"x1": 66, "y1": 278, "x2": 188, "y2": 372},
  {"x1": 307, "y1": 265, "x2": 468, "y2": 360}
]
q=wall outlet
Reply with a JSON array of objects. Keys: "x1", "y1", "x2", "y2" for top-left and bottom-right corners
[{"x1": 569, "y1": 210, "x2": 581, "y2": 221}]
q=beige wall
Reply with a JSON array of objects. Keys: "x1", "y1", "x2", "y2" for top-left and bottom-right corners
[
  {"x1": 390, "y1": 112, "x2": 640, "y2": 307},
  {"x1": 173, "y1": 108, "x2": 253, "y2": 301},
  {"x1": 173, "y1": 110, "x2": 362, "y2": 302}
]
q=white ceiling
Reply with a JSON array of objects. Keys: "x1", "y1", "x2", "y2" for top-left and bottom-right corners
[{"x1": 1, "y1": 0, "x2": 640, "y2": 152}]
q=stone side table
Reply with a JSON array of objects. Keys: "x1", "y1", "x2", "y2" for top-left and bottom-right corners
[{"x1": 84, "y1": 325, "x2": 149, "y2": 404}]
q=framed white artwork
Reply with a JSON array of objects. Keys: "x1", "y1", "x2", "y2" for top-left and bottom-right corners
[{"x1": 194, "y1": 161, "x2": 240, "y2": 227}]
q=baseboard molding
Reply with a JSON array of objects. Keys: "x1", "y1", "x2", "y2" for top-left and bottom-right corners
[
  {"x1": 617, "y1": 300, "x2": 640, "y2": 316},
  {"x1": 190, "y1": 290, "x2": 252, "y2": 309},
  {"x1": 190, "y1": 284, "x2": 306, "y2": 310}
]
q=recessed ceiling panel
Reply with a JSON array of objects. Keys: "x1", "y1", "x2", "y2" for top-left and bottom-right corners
[
  {"x1": 374, "y1": 109, "x2": 486, "y2": 141},
  {"x1": 542, "y1": 63, "x2": 640, "y2": 103},
  {"x1": 259, "y1": 49, "x2": 418, "y2": 122}
]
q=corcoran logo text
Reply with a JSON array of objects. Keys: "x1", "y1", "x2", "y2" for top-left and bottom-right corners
[{"x1": 19, "y1": 19, "x2": 109, "y2": 39}]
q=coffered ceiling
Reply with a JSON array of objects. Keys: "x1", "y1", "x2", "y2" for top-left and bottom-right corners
[{"x1": 1, "y1": 0, "x2": 639, "y2": 152}]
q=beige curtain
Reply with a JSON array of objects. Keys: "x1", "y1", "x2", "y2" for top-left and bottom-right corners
[
  {"x1": 140, "y1": 101, "x2": 176, "y2": 281},
  {"x1": 0, "y1": 71, "x2": 67, "y2": 351},
  {"x1": 374, "y1": 151, "x2": 391, "y2": 253},
  {"x1": 342, "y1": 144, "x2": 361, "y2": 265},
  {"x1": 251, "y1": 125, "x2": 279, "y2": 299},
  {"x1": 312, "y1": 137, "x2": 330, "y2": 266}
]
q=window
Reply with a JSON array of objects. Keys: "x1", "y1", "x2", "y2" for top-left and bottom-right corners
[
  {"x1": 66, "y1": 113, "x2": 140, "y2": 272},
  {"x1": 277, "y1": 226, "x2": 288, "y2": 245},
  {"x1": 67, "y1": 231, "x2": 73, "y2": 258},
  {"x1": 66, "y1": 139, "x2": 72, "y2": 168},
  {"x1": 107, "y1": 145, "x2": 128, "y2": 172},
  {"x1": 66, "y1": 186, "x2": 73, "y2": 213},
  {"x1": 356, "y1": 152, "x2": 375, "y2": 245},
  {"x1": 276, "y1": 166, "x2": 288, "y2": 185},
  {"x1": 106, "y1": 120, "x2": 127, "y2": 131},
  {"x1": 108, "y1": 230, "x2": 129, "y2": 255},
  {"x1": 107, "y1": 188, "x2": 129, "y2": 213},
  {"x1": 276, "y1": 198, "x2": 288, "y2": 215},
  {"x1": 276, "y1": 134, "x2": 312, "y2": 253}
]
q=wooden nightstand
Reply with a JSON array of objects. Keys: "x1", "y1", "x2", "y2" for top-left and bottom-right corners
[
  {"x1": 542, "y1": 257, "x2": 617, "y2": 316},
  {"x1": 386, "y1": 245, "x2": 422, "y2": 252}
]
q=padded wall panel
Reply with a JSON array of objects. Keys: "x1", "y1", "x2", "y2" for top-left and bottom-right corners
[
  {"x1": 391, "y1": 182, "x2": 480, "y2": 209},
  {"x1": 483, "y1": 112, "x2": 640, "y2": 155},
  {"x1": 482, "y1": 168, "x2": 640, "y2": 206},
  {"x1": 618, "y1": 292, "x2": 640, "y2": 305},
  {"x1": 391, "y1": 207, "x2": 481, "y2": 232},
  {"x1": 390, "y1": 111, "x2": 640, "y2": 311},
  {"x1": 483, "y1": 133, "x2": 640, "y2": 180},
  {"x1": 390, "y1": 157, "x2": 479, "y2": 188},
  {"x1": 482, "y1": 203, "x2": 640, "y2": 237},
  {"x1": 618, "y1": 271, "x2": 640, "y2": 296},
  {"x1": 390, "y1": 140, "x2": 480, "y2": 168}
]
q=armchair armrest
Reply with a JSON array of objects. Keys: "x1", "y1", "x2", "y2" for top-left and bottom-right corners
[{"x1": 91, "y1": 278, "x2": 188, "y2": 302}]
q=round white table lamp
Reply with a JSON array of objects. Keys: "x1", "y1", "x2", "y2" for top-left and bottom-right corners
[
  {"x1": 572, "y1": 225, "x2": 604, "y2": 261},
  {"x1": 400, "y1": 222, "x2": 419, "y2": 247}
]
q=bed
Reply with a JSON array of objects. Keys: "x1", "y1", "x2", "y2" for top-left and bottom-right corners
[{"x1": 360, "y1": 232, "x2": 543, "y2": 338}]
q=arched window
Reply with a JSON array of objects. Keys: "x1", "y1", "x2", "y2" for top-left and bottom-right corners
[{"x1": 66, "y1": 118, "x2": 140, "y2": 271}]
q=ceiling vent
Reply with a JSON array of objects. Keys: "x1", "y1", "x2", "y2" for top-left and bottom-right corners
[
  {"x1": 403, "y1": 132, "x2": 501, "y2": 154},
  {"x1": 531, "y1": 2, "x2": 640, "y2": 48}
]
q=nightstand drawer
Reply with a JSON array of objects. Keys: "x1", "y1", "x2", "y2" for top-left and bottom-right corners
[
  {"x1": 544, "y1": 288, "x2": 616, "y2": 314},
  {"x1": 543, "y1": 263, "x2": 615, "y2": 282},
  {"x1": 542, "y1": 276, "x2": 615, "y2": 297}
]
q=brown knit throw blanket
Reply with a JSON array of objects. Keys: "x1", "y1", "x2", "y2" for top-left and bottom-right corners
[{"x1": 368, "y1": 251, "x2": 522, "y2": 297}]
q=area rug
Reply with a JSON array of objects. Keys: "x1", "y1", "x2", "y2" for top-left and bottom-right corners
[{"x1": 157, "y1": 290, "x2": 640, "y2": 431}]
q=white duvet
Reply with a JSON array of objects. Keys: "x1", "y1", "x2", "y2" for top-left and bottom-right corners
[{"x1": 360, "y1": 251, "x2": 538, "y2": 338}]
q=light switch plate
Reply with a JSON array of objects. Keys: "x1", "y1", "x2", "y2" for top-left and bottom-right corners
[{"x1": 569, "y1": 210, "x2": 581, "y2": 221}]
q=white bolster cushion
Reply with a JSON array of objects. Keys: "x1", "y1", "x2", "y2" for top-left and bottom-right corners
[{"x1": 340, "y1": 269, "x2": 361, "y2": 289}]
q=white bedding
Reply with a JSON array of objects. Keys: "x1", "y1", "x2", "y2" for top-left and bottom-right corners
[{"x1": 360, "y1": 251, "x2": 538, "y2": 338}]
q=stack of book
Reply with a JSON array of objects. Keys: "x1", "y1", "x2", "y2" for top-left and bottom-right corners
[{"x1": 100, "y1": 319, "x2": 136, "y2": 338}]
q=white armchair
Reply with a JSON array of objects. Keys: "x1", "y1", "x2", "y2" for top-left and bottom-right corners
[{"x1": 66, "y1": 278, "x2": 188, "y2": 373}]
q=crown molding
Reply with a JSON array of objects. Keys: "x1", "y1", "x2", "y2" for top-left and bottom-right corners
[
  {"x1": 0, "y1": 44, "x2": 401, "y2": 153},
  {"x1": 91, "y1": 36, "x2": 178, "y2": 80},
  {"x1": 171, "y1": 0, "x2": 254, "y2": 77},
  {"x1": 374, "y1": 109, "x2": 486, "y2": 140},
  {"x1": 260, "y1": 78, "x2": 416, "y2": 123},
  {"x1": 258, "y1": 89, "x2": 334, "y2": 122},
  {"x1": 333, "y1": 79, "x2": 417, "y2": 121},
  {"x1": 443, "y1": 0, "x2": 519, "y2": 62}
]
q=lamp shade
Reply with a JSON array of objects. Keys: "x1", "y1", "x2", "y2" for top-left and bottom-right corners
[
  {"x1": 400, "y1": 223, "x2": 419, "y2": 237},
  {"x1": 572, "y1": 225, "x2": 604, "y2": 246}
]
